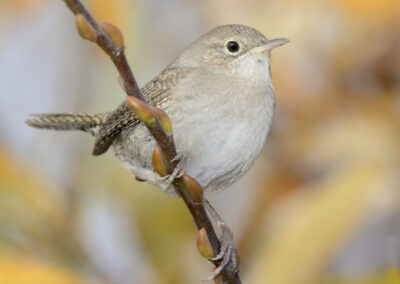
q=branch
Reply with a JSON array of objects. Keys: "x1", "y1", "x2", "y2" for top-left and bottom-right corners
[{"x1": 61, "y1": 0, "x2": 241, "y2": 283}]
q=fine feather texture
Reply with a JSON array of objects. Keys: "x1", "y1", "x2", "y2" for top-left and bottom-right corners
[
  {"x1": 26, "y1": 113, "x2": 106, "y2": 136},
  {"x1": 26, "y1": 66, "x2": 194, "y2": 156},
  {"x1": 92, "y1": 66, "x2": 194, "y2": 155}
]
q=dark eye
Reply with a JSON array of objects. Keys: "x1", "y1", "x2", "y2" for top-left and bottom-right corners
[{"x1": 226, "y1": 41, "x2": 240, "y2": 53}]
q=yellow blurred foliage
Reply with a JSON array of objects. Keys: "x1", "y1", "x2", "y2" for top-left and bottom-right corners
[
  {"x1": 323, "y1": 268, "x2": 400, "y2": 284},
  {"x1": 337, "y1": 0, "x2": 400, "y2": 20},
  {"x1": 0, "y1": 145, "x2": 66, "y2": 222},
  {"x1": 0, "y1": 0, "x2": 133, "y2": 25},
  {"x1": 86, "y1": 0, "x2": 134, "y2": 36},
  {"x1": 246, "y1": 164, "x2": 385, "y2": 284},
  {"x1": 0, "y1": 260, "x2": 84, "y2": 284},
  {"x1": 0, "y1": 0, "x2": 44, "y2": 13},
  {"x1": 385, "y1": 269, "x2": 400, "y2": 284}
]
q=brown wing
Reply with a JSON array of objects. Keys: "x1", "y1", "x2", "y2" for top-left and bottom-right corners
[{"x1": 92, "y1": 67, "x2": 193, "y2": 155}]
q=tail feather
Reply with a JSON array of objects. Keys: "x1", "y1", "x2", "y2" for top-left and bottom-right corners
[{"x1": 26, "y1": 113, "x2": 106, "y2": 136}]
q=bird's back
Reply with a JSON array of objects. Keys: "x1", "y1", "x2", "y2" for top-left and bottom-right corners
[{"x1": 92, "y1": 66, "x2": 195, "y2": 155}]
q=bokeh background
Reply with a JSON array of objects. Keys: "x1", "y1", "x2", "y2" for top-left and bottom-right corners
[{"x1": 1, "y1": 0, "x2": 400, "y2": 283}]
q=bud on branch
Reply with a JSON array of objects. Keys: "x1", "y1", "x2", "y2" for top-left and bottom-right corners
[
  {"x1": 75, "y1": 14, "x2": 96, "y2": 41},
  {"x1": 197, "y1": 227, "x2": 214, "y2": 259},
  {"x1": 126, "y1": 96, "x2": 156, "y2": 126},
  {"x1": 152, "y1": 147, "x2": 169, "y2": 177},
  {"x1": 100, "y1": 22, "x2": 124, "y2": 48},
  {"x1": 183, "y1": 174, "x2": 203, "y2": 203},
  {"x1": 154, "y1": 107, "x2": 173, "y2": 134}
]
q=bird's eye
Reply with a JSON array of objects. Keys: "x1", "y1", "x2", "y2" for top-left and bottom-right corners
[{"x1": 226, "y1": 41, "x2": 240, "y2": 53}]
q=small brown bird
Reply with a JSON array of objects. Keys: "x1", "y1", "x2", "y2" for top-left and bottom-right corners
[{"x1": 27, "y1": 24, "x2": 289, "y2": 277}]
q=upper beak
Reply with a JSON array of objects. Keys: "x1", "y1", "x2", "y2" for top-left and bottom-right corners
[{"x1": 252, "y1": 38, "x2": 290, "y2": 53}]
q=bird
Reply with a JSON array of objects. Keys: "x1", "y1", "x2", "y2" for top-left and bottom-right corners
[{"x1": 26, "y1": 24, "x2": 289, "y2": 276}]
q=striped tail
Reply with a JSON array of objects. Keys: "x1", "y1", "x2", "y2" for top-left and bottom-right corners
[{"x1": 26, "y1": 113, "x2": 106, "y2": 136}]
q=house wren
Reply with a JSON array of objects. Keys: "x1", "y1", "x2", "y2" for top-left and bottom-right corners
[
  {"x1": 27, "y1": 24, "x2": 288, "y2": 278},
  {"x1": 27, "y1": 24, "x2": 288, "y2": 196}
]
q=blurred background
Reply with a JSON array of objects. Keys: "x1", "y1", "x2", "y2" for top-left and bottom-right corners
[{"x1": 0, "y1": 0, "x2": 399, "y2": 283}]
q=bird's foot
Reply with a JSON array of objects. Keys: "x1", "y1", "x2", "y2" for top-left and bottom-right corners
[
  {"x1": 160, "y1": 156, "x2": 185, "y2": 190},
  {"x1": 204, "y1": 199, "x2": 239, "y2": 281}
]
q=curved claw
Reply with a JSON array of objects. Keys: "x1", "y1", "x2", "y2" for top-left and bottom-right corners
[
  {"x1": 159, "y1": 158, "x2": 185, "y2": 190},
  {"x1": 211, "y1": 248, "x2": 226, "y2": 261},
  {"x1": 203, "y1": 246, "x2": 232, "y2": 281},
  {"x1": 211, "y1": 232, "x2": 230, "y2": 261},
  {"x1": 202, "y1": 199, "x2": 240, "y2": 281}
]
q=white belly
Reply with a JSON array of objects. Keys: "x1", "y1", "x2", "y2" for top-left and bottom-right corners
[
  {"x1": 114, "y1": 66, "x2": 275, "y2": 196},
  {"x1": 170, "y1": 90, "x2": 275, "y2": 193}
]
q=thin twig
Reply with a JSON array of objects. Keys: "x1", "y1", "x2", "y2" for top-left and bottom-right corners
[{"x1": 60, "y1": 0, "x2": 241, "y2": 283}]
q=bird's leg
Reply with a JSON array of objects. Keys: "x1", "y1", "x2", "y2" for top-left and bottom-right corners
[{"x1": 203, "y1": 198, "x2": 239, "y2": 281}]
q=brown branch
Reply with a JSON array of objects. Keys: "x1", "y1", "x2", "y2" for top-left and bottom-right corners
[{"x1": 61, "y1": 0, "x2": 241, "y2": 283}]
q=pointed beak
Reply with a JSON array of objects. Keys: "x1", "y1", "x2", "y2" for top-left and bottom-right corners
[{"x1": 251, "y1": 38, "x2": 290, "y2": 53}]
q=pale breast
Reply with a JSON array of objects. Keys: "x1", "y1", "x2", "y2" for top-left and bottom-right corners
[
  {"x1": 168, "y1": 70, "x2": 275, "y2": 193},
  {"x1": 112, "y1": 66, "x2": 275, "y2": 196}
]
